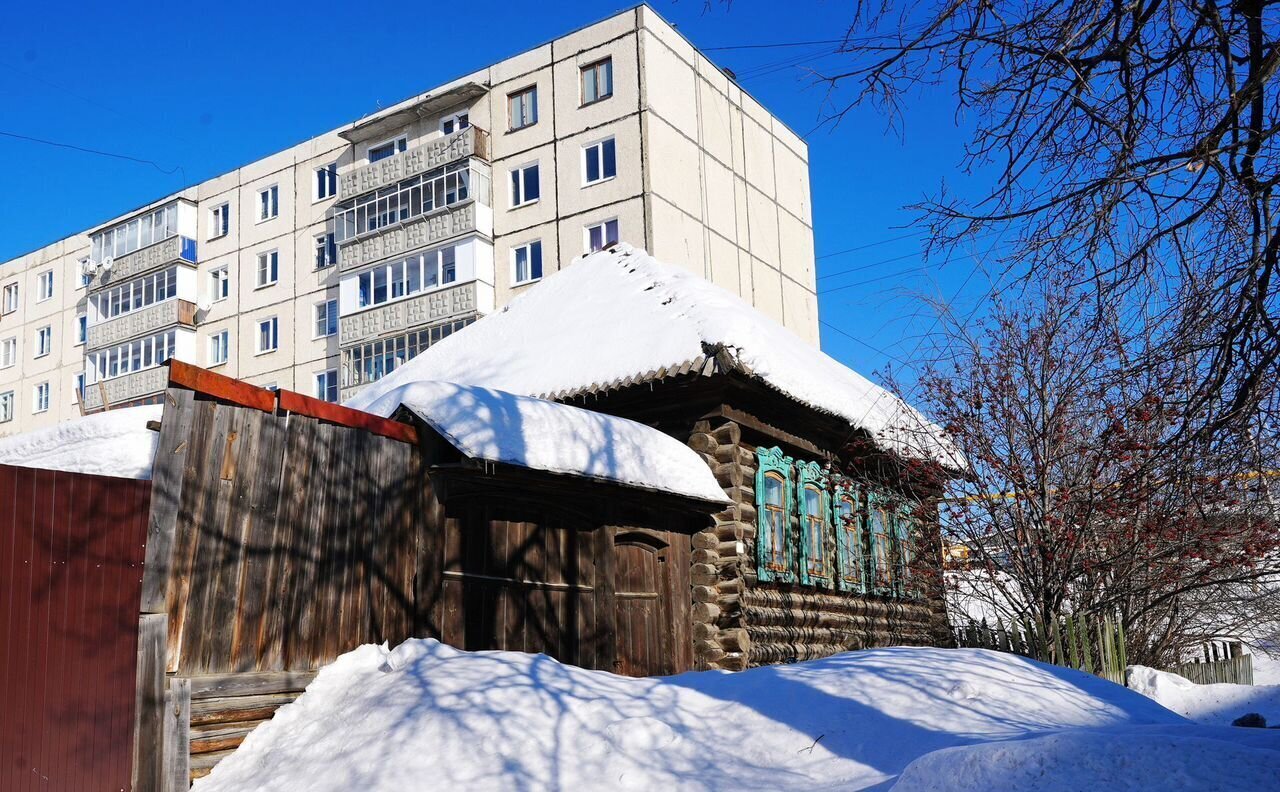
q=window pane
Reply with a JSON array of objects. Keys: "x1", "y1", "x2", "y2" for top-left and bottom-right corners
[
  {"x1": 586, "y1": 146, "x2": 600, "y2": 183},
  {"x1": 603, "y1": 138, "x2": 616, "y2": 178},
  {"x1": 530, "y1": 241, "x2": 543, "y2": 280},
  {"x1": 764, "y1": 475, "x2": 783, "y2": 505},
  {"x1": 373, "y1": 268, "x2": 387, "y2": 304},
  {"x1": 525, "y1": 165, "x2": 539, "y2": 202}
]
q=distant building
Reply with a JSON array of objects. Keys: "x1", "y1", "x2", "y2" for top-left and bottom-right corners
[{"x1": 0, "y1": 4, "x2": 817, "y2": 435}]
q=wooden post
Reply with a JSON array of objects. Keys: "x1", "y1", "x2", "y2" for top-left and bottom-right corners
[
  {"x1": 132, "y1": 614, "x2": 169, "y2": 792},
  {"x1": 163, "y1": 678, "x2": 191, "y2": 792}
]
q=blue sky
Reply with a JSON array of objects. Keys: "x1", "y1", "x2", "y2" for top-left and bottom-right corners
[{"x1": 0, "y1": 0, "x2": 998, "y2": 392}]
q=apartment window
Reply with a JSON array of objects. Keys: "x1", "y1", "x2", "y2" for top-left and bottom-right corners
[
  {"x1": 73, "y1": 373, "x2": 85, "y2": 404},
  {"x1": 581, "y1": 57, "x2": 613, "y2": 105},
  {"x1": 510, "y1": 163, "x2": 540, "y2": 207},
  {"x1": 356, "y1": 245, "x2": 458, "y2": 309},
  {"x1": 315, "y1": 369, "x2": 339, "y2": 403},
  {"x1": 315, "y1": 233, "x2": 337, "y2": 269},
  {"x1": 210, "y1": 203, "x2": 230, "y2": 238},
  {"x1": 257, "y1": 185, "x2": 279, "y2": 222},
  {"x1": 332, "y1": 161, "x2": 483, "y2": 243},
  {"x1": 86, "y1": 330, "x2": 176, "y2": 385},
  {"x1": 91, "y1": 267, "x2": 178, "y2": 321},
  {"x1": 585, "y1": 219, "x2": 619, "y2": 252},
  {"x1": 256, "y1": 317, "x2": 279, "y2": 354},
  {"x1": 1, "y1": 283, "x2": 15, "y2": 314},
  {"x1": 35, "y1": 326, "x2": 52, "y2": 358},
  {"x1": 79, "y1": 260, "x2": 92, "y2": 288},
  {"x1": 0, "y1": 337, "x2": 15, "y2": 368},
  {"x1": 368, "y1": 136, "x2": 406, "y2": 163},
  {"x1": 76, "y1": 314, "x2": 87, "y2": 346},
  {"x1": 342, "y1": 317, "x2": 475, "y2": 388},
  {"x1": 441, "y1": 112, "x2": 470, "y2": 135},
  {"x1": 583, "y1": 137, "x2": 617, "y2": 185},
  {"x1": 314, "y1": 298, "x2": 338, "y2": 338},
  {"x1": 508, "y1": 86, "x2": 537, "y2": 130},
  {"x1": 315, "y1": 164, "x2": 338, "y2": 201},
  {"x1": 256, "y1": 250, "x2": 279, "y2": 287},
  {"x1": 0, "y1": 391, "x2": 12, "y2": 423},
  {"x1": 512, "y1": 241, "x2": 543, "y2": 285},
  {"x1": 36, "y1": 270, "x2": 54, "y2": 302},
  {"x1": 209, "y1": 330, "x2": 229, "y2": 366},
  {"x1": 210, "y1": 265, "x2": 230, "y2": 302},
  {"x1": 90, "y1": 202, "x2": 177, "y2": 263},
  {"x1": 33, "y1": 382, "x2": 49, "y2": 414}
]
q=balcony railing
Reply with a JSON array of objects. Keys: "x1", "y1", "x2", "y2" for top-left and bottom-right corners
[
  {"x1": 338, "y1": 201, "x2": 482, "y2": 272},
  {"x1": 339, "y1": 126, "x2": 490, "y2": 201},
  {"x1": 82, "y1": 365, "x2": 170, "y2": 412},
  {"x1": 86, "y1": 299, "x2": 197, "y2": 350},
  {"x1": 339, "y1": 280, "x2": 479, "y2": 346},
  {"x1": 89, "y1": 235, "x2": 197, "y2": 288}
]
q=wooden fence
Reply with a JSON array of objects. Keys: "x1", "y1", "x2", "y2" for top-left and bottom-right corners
[
  {"x1": 954, "y1": 613, "x2": 1128, "y2": 685},
  {"x1": 0, "y1": 464, "x2": 153, "y2": 792}
]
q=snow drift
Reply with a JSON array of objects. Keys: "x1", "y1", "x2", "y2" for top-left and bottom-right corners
[
  {"x1": 0, "y1": 404, "x2": 161, "y2": 479},
  {"x1": 1129, "y1": 664, "x2": 1280, "y2": 726},
  {"x1": 187, "y1": 641, "x2": 1271, "y2": 792}
]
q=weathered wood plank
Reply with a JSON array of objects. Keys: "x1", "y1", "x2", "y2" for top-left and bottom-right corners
[
  {"x1": 141, "y1": 388, "x2": 195, "y2": 614},
  {"x1": 186, "y1": 670, "x2": 317, "y2": 700},
  {"x1": 162, "y1": 677, "x2": 191, "y2": 792},
  {"x1": 189, "y1": 692, "x2": 302, "y2": 726},
  {"x1": 131, "y1": 613, "x2": 167, "y2": 792}
]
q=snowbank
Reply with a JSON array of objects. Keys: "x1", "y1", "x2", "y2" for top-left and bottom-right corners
[
  {"x1": 195, "y1": 643, "x2": 1196, "y2": 792},
  {"x1": 0, "y1": 405, "x2": 162, "y2": 479},
  {"x1": 345, "y1": 245, "x2": 961, "y2": 468},
  {"x1": 366, "y1": 381, "x2": 728, "y2": 503},
  {"x1": 893, "y1": 728, "x2": 1280, "y2": 791},
  {"x1": 1129, "y1": 664, "x2": 1280, "y2": 726}
]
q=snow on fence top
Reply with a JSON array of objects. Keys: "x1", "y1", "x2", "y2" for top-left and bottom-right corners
[
  {"x1": 0, "y1": 404, "x2": 162, "y2": 480},
  {"x1": 346, "y1": 244, "x2": 962, "y2": 468},
  {"x1": 365, "y1": 381, "x2": 729, "y2": 504}
]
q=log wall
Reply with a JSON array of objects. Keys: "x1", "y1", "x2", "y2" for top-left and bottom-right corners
[{"x1": 686, "y1": 416, "x2": 950, "y2": 670}]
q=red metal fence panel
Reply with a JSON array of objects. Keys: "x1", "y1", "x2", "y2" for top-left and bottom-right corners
[{"x1": 0, "y1": 464, "x2": 152, "y2": 792}]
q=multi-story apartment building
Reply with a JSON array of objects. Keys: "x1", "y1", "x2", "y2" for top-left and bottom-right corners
[{"x1": 0, "y1": 4, "x2": 816, "y2": 436}]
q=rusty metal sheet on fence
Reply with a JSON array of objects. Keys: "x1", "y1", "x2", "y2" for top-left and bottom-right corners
[{"x1": 0, "y1": 463, "x2": 152, "y2": 791}]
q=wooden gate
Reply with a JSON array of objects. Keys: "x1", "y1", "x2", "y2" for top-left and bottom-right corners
[{"x1": 0, "y1": 464, "x2": 152, "y2": 791}]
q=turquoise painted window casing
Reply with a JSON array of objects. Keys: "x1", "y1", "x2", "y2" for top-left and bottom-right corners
[
  {"x1": 833, "y1": 484, "x2": 865, "y2": 593},
  {"x1": 795, "y1": 459, "x2": 832, "y2": 588},
  {"x1": 754, "y1": 446, "x2": 795, "y2": 583}
]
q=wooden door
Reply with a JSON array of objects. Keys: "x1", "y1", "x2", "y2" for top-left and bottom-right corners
[{"x1": 613, "y1": 533, "x2": 669, "y2": 676}]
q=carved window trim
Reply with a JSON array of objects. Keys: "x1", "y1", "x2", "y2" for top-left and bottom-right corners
[
  {"x1": 833, "y1": 485, "x2": 865, "y2": 593},
  {"x1": 795, "y1": 460, "x2": 832, "y2": 587},
  {"x1": 867, "y1": 490, "x2": 896, "y2": 596},
  {"x1": 754, "y1": 446, "x2": 795, "y2": 583}
]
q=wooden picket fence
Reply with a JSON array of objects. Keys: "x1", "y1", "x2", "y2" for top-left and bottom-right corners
[
  {"x1": 1167, "y1": 640, "x2": 1254, "y2": 685},
  {"x1": 954, "y1": 613, "x2": 1128, "y2": 684}
]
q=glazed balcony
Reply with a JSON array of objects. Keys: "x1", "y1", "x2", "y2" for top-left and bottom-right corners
[
  {"x1": 88, "y1": 235, "x2": 197, "y2": 288},
  {"x1": 86, "y1": 299, "x2": 198, "y2": 351},
  {"x1": 339, "y1": 126, "x2": 490, "y2": 201},
  {"x1": 81, "y1": 365, "x2": 170, "y2": 412}
]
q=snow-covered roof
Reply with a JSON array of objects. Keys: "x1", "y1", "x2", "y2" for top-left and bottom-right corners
[
  {"x1": 366, "y1": 381, "x2": 728, "y2": 504},
  {"x1": 346, "y1": 244, "x2": 961, "y2": 468},
  {"x1": 0, "y1": 405, "x2": 162, "y2": 480}
]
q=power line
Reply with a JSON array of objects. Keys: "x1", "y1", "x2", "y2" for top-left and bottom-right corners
[
  {"x1": 0, "y1": 130, "x2": 184, "y2": 177},
  {"x1": 819, "y1": 319, "x2": 911, "y2": 366},
  {"x1": 819, "y1": 263, "x2": 940, "y2": 294},
  {"x1": 705, "y1": 39, "x2": 847, "y2": 51},
  {"x1": 817, "y1": 231, "x2": 922, "y2": 260}
]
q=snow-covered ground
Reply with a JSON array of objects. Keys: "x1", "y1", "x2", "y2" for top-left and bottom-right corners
[
  {"x1": 193, "y1": 641, "x2": 1280, "y2": 792},
  {"x1": 1129, "y1": 665, "x2": 1280, "y2": 727}
]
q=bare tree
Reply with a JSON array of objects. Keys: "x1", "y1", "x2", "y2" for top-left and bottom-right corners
[
  {"x1": 899, "y1": 279, "x2": 1280, "y2": 666},
  {"x1": 817, "y1": 0, "x2": 1280, "y2": 437}
]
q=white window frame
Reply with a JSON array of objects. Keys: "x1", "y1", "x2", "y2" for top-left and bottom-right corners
[
  {"x1": 255, "y1": 317, "x2": 279, "y2": 355},
  {"x1": 36, "y1": 270, "x2": 54, "y2": 302},
  {"x1": 511, "y1": 240, "x2": 543, "y2": 286},
  {"x1": 313, "y1": 298, "x2": 338, "y2": 339},
  {"x1": 256, "y1": 250, "x2": 279, "y2": 288},
  {"x1": 508, "y1": 86, "x2": 538, "y2": 131},
  {"x1": 209, "y1": 330, "x2": 229, "y2": 366},
  {"x1": 33, "y1": 382, "x2": 49, "y2": 414},
  {"x1": 367, "y1": 135, "x2": 407, "y2": 163},
  {"x1": 440, "y1": 112, "x2": 470, "y2": 135},
  {"x1": 0, "y1": 337, "x2": 15, "y2": 368},
  {"x1": 75, "y1": 314, "x2": 86, "y2": 346},
  {"x1": 582, "y1": 136, "x2": 617, "y2": 186},
  {"x1": 584, "y1": 218, "x2": 620, "y2": 253},
  {"x1": 34, "y1": 325, "x2": 52, "y2": 358},
  {"x1": 0, "y1": 390, "x2": 13, "y2": 423},
  {"x1": 581, "y1": 57, "x2": 614, "y2": 106},
  {"x1": 314, "y1": 369, "x2": 339, "y2": 403},
  {"x1": 210, "y1": 265, "x2": 230, "y2": 302},
  {"x1": 314, "y1": 163, "x2": 338, "y2": 202},
  {"x1": 1, "y1": 283, "x2": 15, "y2": 314},
  {"x1": 257, "y1": 185, "x2": 279, "y2": 223},
  {"x1": 314, "y1": 233, "x2": 336, "y2": 269},
  {"x1": 210, "y1": 202, "x2": 230, "y2": 239},
  {"x1": 510, "y1": 162, "x2": 540, "y2": 208}
]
